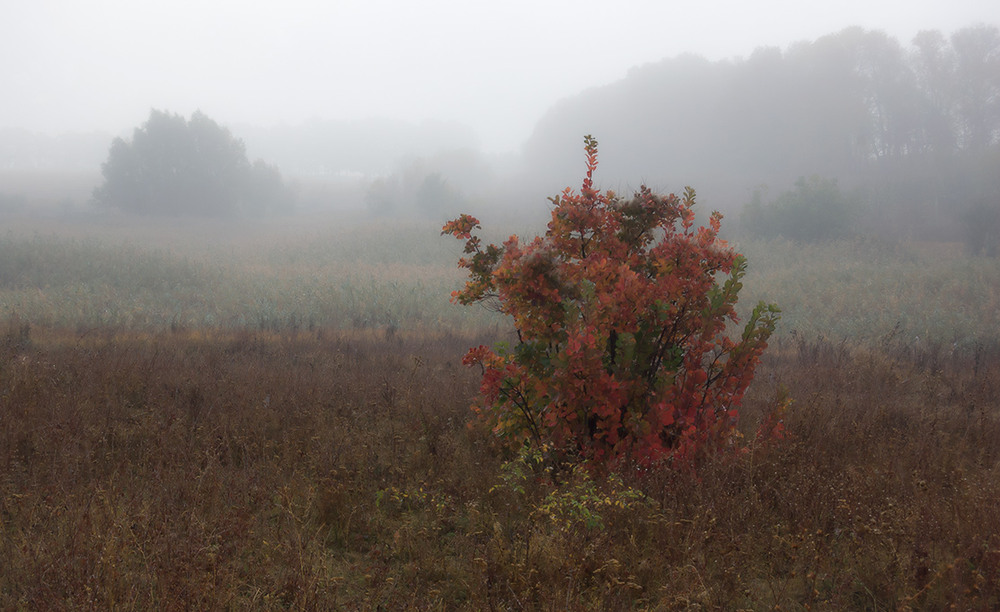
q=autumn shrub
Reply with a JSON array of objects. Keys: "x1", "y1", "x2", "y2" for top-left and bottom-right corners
[{"x1": 443, "y1": 136, "x2": 780, "y2": 470}]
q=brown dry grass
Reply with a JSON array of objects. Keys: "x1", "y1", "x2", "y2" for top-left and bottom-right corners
[{"x1": 1, "y1": 319, "x2": 998, "y2": 610}]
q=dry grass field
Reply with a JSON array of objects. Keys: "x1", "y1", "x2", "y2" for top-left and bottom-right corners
[{"x1": 1, "y1": 213, "x2": 999, "y2": 609}]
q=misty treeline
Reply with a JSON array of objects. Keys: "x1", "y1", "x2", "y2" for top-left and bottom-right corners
[
  {"x1": 91, "y1": 110, "x2": 294, "y2": 217},
  {"x1": 3, "y1": 25, "x2": 998, "y2": 244},
  {"x1": 239, "y1": 120, "x2": 498, "y2": 218},
  {"x1": 524, "y1": 25, "x2": 1000, "y2": 249},
  {"x1": 363, "y1": 149, "x2": 497, "y2": 219}
]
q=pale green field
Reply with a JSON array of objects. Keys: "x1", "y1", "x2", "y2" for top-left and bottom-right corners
[
  {"x1": 2, "y1": 212, "x2": 998, "y2": 347},
  {"x1": 736, "y1": 237, "x2": 1000, "y2": 347},
  {"x1": 0, "y1": 212, "x2": 519, "y2": 333}
]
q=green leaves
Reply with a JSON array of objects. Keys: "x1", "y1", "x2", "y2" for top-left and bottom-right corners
[{"x1": 743, "y1": 301, "x2": 782, "y2": 343}]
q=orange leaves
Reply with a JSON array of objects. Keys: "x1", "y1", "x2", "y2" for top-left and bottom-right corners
[
  {"x1": 443, "y1": 136, "x2": 780, "y2": 472},
  {"x1": 440, "y1": 214, "x2": 480, "y2": 241},
  {"x1": 461, "y1": 344, "x2": 493, "y2": 367}
]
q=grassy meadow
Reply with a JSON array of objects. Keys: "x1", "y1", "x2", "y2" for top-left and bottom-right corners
[{"x1": 1, "y1": 211, "x2": 999, "y2": 609}]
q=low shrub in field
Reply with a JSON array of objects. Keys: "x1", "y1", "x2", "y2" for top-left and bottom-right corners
[
  {"x1": 444, "y1": 136, "x2": 780, "y2": 470},
  {"x1": 962, "y1": 197, "x2": 1000, "y2": 256},
  {"x1": 741, "y1": 175, "x2": 860, "y2": 242}
]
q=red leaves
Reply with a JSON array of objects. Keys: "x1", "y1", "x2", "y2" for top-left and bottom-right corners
[
  {"x1": 440, "y1": 214, "x2": 480, "y2": 241},
  {"x1": 462, "y1": 344, "x2": 492, "y2": 367},
  {"x1": 443, "y1": 136, "x2": 780, "y2": 472}
]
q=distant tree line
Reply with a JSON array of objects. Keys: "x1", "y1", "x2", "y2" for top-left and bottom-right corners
[
  {"x1": 92, "y1": 110, "x2": 293, "y2": 216},
  {"x1": 237, "y1": 118, "x2": 479, "y2": 177},
  {"x1": 363, "y1": 148, "x2": 495, "y2": 219},
  {"x1": 523, "y1": 25, "x2": 1000, "y2": 247},
  {"x1": 741, "y1": 177, "x2": 861, "y2": 242}
]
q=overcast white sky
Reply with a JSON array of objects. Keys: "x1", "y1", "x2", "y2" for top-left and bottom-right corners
[{"x1": 2, "y1": 0, "x2": 998, "y2": 153}]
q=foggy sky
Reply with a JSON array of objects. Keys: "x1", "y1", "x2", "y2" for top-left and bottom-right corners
[{"x1": 3, "y1": 0, "x2": 998, "y2": 154}]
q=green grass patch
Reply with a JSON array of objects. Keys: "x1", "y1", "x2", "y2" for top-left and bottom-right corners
[{"x1": 2, "y1": 215, "x2": 998, "y2": 346}]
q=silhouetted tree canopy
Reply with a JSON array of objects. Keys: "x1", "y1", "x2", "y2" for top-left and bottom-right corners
[
  {"x1": 522, "y1": 26, "x2": 1000, "y2": 245},
  {"x1": 93, "y1": 110, "x2": 292, "y2": 216},
  {"x1": 363, "y1": 151, "x2": 485, "y2": 219}
]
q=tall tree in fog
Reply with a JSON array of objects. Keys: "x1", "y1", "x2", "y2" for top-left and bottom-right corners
[
  {"x1": 93, "y1": 110, "x2": 291, "y2": 216},
  {"x1": 911, "y1": 30, "x2": 958, "y2": 155},
  {"x1": 522, "y1": 25, "x2": 1000, "y2": 243},
  {"x1": 950, "y1": 25, "x2": 1000, "y2": 151}
]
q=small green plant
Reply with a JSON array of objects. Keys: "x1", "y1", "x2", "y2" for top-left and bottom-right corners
[
  {"x1": 490, "y1": 442, "x2": 552, "y2": 496},
  {"x1": 534, "y1": 467, "x2": 650, "y2": 532},
  {"x1": 444, "y1": 136, "x2": 780, "y2": 470}
]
